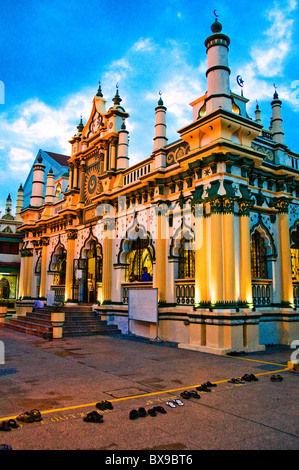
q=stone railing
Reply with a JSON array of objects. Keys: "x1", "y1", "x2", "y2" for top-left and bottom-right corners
[
  {"x1": 252, "y1": 279, "x2": 272, "y2": 306},
  {"x1": 175, "y1": 279, "x2": 195, "y2": 306},
  {"x1": 51, "y1": 285, "x2": 65, "y2": 303}
]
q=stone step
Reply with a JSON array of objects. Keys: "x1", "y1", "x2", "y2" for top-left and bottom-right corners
[{"x1": 3, "y1": 306, "x2": 121, "y2": 339}]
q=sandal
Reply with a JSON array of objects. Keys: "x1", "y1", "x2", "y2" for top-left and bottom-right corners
[
  {"x1": 173, "y1": 399, "x2": 184, "y2": 406},
  {"x1": 196, "y1": 384, "x2": 211, "y2": 392},
  {"x1": 166, "y1": 401, "x2": 176, "y2": 408},
  {"x1": 0, "y1": 444, "x2": 12, "y2": 450},
  {"x1": 153, "y1": 406, "x2": 167, "y2": 414},
  {"x1": 30, "y1": 409, "x2": 42, "y2": 422},
  {"x1": 83, "y1": 411, "x2": 103, "y2": 423},
  {"x1": 242, "y1": 374, "x2": 252, "y2": 382},
  {"x1": 129, "y1": 409, "x2": 139, "y2": 420},
  {"x1": 205, "y1": 381, "x2": 217, "y2": 387},
  {"x1": 180, "y1": 391, "x2": 191, "y2": 399},
  {"x1": 138, "y1": 407, "x2": 147, "y2": 417},
  {"x1": 7, "y1": 419, "x2": 19, "y2": 429},
  {"x1": 189, "y1": 390, "x2": 201, "y2": 399},
  {"x1": 0, "y1": 421, "x2": 11, "y2": 432},
  {"x1": 271, "y1": 374, "x2": 283, "y2": 382},
  {"x1": 96, "y1": 400, "x2": 113, "y2": 411},
  {"x1": 228, "y1": 378, "x2": 244, "y2": 384},
  {"x1": 103, "y1": 401, "x2": 113, "y2": 410}
]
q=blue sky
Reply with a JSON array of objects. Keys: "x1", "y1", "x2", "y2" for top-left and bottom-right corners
[{"x1": 0, "y1": 0, "x2": 298, "y2": 215}]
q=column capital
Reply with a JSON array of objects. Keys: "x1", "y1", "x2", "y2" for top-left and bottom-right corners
[
  {"x1": 276, "y1": 197, "x2": 292, "y2": 214},
  {"x1": 238, "y1": 198, "x2": 254, "y2": 216},
  {"x1": 67, "y1": 230, "x2": 78, "y2": 240}
]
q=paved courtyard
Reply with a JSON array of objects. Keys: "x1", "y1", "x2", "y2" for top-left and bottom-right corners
[{"x1": 0, "y1": 328, "x2": 298, "y2": 454}]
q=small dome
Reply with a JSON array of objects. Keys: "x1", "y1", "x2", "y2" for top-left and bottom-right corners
[{"x1": 211, "y1": 18, "x2": 222, "y2": 33}]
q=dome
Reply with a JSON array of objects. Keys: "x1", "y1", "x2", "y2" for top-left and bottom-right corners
[{"x1": 211, "y1": 18, "x2": 222, "y2": 33}]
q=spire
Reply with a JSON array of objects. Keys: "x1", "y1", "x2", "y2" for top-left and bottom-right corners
[
  {"x1": 112, "y1": 84, "x2": 122, "y2": 106},
  {"x1": 153, "y1": 92, "x2": 167, "y2": 152},
  {"x1": 96, "y1": 80, "x2": 103, "y2": 97},
  {"x1": 118, "y1": 117, "x2": 129, "y2": 170},
  {"x1": 77, "y1": 115, "x2": 84, "y2": 134},
  {"x1": 255, "y1": 101, "x2": 261, "y2": 124},
  {"x1": 45, "y1": 168, "x2": 55, "y2": 204},
  {"x1": 15, "y1": 184, "x2": 24, "y2": 220},
  {"x1": 204, "y1": 12, "x2": 232, "y2": 115},
  {"x1": 30, "y1": 155, "x2": 45, "y2": 207},
  {"x1": 5, "y1": 194, "x2": 12, "y2": 214}
]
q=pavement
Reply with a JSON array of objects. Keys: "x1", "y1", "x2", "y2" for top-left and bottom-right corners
[{"x1": 0, "y1": 327, "x2": 298, "y2": 455}]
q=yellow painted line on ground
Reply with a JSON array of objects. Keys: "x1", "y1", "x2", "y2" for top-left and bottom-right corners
[
  {"x1": 223, "y1": 354, "x2": 287, "y2": 367},
  {"x1": 0, "y1": 365, "x2": 289, "y2": 423}
]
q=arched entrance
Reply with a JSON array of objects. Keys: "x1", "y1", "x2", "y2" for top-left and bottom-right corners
[
  {"x1": 76, "y1": 235, "x2": 103, "y2": 303},
  {"x1": 86, "y1": 241, "x2": 102, "y2": 303}
]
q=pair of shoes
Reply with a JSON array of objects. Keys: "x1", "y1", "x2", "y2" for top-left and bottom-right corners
[
  {"x1": 271, "y1": 374, "x2": 283, "y2": 382},
  {"x1": 228, "y1": 378, "x2": 245, "y2": 384},
  {"x1": 242, "y1": 374, "x2": 258, "y2": 382},
  {"x1": 0, "y1": 444, "x2": 12, "y2": 450},
  {"x1": 180, "y1": 390, "x2": 191, "y2": 399},
  {"x1": 0, "y1": 420, "x2": 19, "y2": 432},
  {"x1": 166, "y1": 398, "x2": 184, "y2": 408},
  {"x1": 204, "y1": 381, "x2": 217, "y2": 387},
  {"x1": 129, "y1": 407, "x2": 147, "y2": 420},
  {"x1": 196, "y1": 384, "x2": 211, "y2": 392},
  {"x1": 16, "y1": 409, "x2": 42, "y2": 423},
  {"x1": 83, "y1": 411, "x2": 104, "y2": 423},
  {"x1": 96, "y1": 400, "x2": 113, "y2": 411}
]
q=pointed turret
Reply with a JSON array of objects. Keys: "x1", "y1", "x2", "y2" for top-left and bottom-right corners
[
  {"x1": 117, "y1": 117, "x2": 129, "y2": 170},
  {"x1": 271, "y1": 86, "x2": 284, "y2": 144},
  {"x1": 2, "y1": 194, "x2": 13, "y2": 219},
  {"x1": 45, "y1": 168, "x2": 55, "y2": 204},
  {"x1": 255, "y1": 102, "x2": 261, "y2": 124},
  {"x1": 153, "y1": 93, "x2": 168, "y2": 151},
  {"x1": 77, "y1": 115, "x2": 84, "y2": 135},
  {"x1": 15, "y1": 184, "x2": 24, "y2": 220},
  {"x1": 30, "y1": 154, "x2": 45, "y2": 207}
]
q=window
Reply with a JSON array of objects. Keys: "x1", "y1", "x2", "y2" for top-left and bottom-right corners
[
  {"x1": 178, "y1": 238, "x2": 195, "y2": 279},
  {"x1": 0, "y1": 242, "x2": 19, "y2": 254},
  {"x1": 126, "y1": 237, "x2": 153, "y2": 282},
  {"x1": 251, "y1": 230, "x2": 268, "y2": 279}
]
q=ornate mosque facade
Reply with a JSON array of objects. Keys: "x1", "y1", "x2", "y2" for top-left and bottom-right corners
[{"x1": 16, "y1": 17, "x2": 299, "y2": 354}]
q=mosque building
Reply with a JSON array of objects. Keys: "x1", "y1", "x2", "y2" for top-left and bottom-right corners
[{"x1": 12, "y1": 17, "x2": 299, "y2": 353}]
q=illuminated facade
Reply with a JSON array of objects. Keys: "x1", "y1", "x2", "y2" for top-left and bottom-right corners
[
  {"x1": 0, "y1": 190, "x2": 23, "y2": 313},
  {"x1": 17, "y1": 18, "x2": 299, "y2": 353}
]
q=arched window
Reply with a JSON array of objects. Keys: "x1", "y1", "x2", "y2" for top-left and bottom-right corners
[
  {"x1": 49, "y1": 245, "x2": 67, "y2": 285},
  {"x1": 55, "y1": 183, "x2": 62, "y2": 201},
  {"x1": 178, "y1": 238, "x2": 195, "y2": 279},
  {"x1": 291, "y1": 225, "x2": 299, "y2": 281},
  {"x1": 251, "y1": 230, "x2": 268, "y2": 279},
  {"x1": 0, "y1": 277, "x2": 10, "y2": 299},
  {"x1": 126, "y1": 237, "x2": 153, "y2": 282}
]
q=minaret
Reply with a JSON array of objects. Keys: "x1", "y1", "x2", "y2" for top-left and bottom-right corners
[
  {"x1": 153, "y1": 93, "x2": 168, "y2": 151},
  {"x1": 271, "y1": 87, "x2": 284, "y2": 144},
  {"x1": 30, "y1": 155, "x2": 45, "y2": 207},
  {"x1": 254, "y1": 102, "x2": 261, "y2": 124},
  {"x1": 15, "y1": 184, "x2": 24, "y2": 220},
  {"x1": 4, "y1": 194, "x2": 12, "y2": 217},
  {"x1": 204, "y1": 15, "x2": 232, "y2": 114},
  {"x1": 45, "y1": 168, "x2": 55, "y2": 204},
  {"x1": 117, "y1": 118, "x2": 129, "y2": 170}
]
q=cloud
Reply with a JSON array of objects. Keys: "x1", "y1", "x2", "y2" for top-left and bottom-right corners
[
  {"x1": 132, "y1": 38, "x2": 156, "y2": 52},
  {"x1": 249, "y1": 1, "x2": 297, "y2": 78}
]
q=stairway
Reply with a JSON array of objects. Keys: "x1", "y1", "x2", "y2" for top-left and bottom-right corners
[{"x1": 2, "y1": 305, "x2": 121, "y2": 339}]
